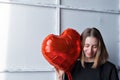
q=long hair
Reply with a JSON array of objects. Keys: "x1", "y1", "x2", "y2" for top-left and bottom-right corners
[{"x1": 80, "y1": 27, "x2": 109, "y2": 68}]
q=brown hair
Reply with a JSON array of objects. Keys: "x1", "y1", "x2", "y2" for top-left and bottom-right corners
[{"x1": 80, "y1": 27, "x2": 109, "y2": 68}]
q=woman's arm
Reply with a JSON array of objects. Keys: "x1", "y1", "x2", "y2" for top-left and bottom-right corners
[
  {"x1": 55, "y1": 68, "x2": 65, "y2": 80},
  {"x1": 110, "y1": 65, "x2": 119, "y2": 80}
]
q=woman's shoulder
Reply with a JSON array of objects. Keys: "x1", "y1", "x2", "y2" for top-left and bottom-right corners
[
  {"x1": 101, "y1": 61, "x2": 118, "y2": 71},
  {"x1": 71, "y1": 59, "x2": 81, "y2": 70},
  {"x1": 103, "y1": 61, "x2": 116, "y2": 67},
  {"x1": 100, "y1": 61, "x2": 119, "y2": 80},
  {"x1": 75, "y1": 59, "x2": 81, "y2": 66}
]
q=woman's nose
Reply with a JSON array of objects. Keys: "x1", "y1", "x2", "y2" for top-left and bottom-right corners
[{"x1": 88, "y1": 47, "x2": 92, "y2": 53}]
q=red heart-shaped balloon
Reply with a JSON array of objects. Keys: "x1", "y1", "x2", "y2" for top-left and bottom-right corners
[{"x1": 41, "y1": 28, "x2": 81, "y2": 80}]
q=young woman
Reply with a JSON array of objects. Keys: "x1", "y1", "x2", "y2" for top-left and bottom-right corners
[{"x1": 55, "y1": 27, "x2": 119, "y2": 80}]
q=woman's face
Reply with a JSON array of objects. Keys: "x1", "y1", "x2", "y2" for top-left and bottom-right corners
[{"x1": 83, "y1": 36, "x2": 98, "y2": 61}]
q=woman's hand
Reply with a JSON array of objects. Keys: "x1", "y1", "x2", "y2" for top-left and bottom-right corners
[{"x1": 55, "y1": 68, "x2": 65, "y2": 80}]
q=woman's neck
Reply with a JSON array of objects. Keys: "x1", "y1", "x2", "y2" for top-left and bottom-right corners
[{"x1": 84, "y1": 57, "x2": 94, "y2": 62}]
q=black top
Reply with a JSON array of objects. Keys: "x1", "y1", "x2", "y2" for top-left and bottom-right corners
[{"x1": 64, "y1": 60, "x2": 119, "y2": 80}]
